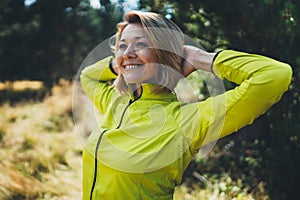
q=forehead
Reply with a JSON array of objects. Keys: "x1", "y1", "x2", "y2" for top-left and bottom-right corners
[{"x1": 120, "y1": 23, "x2": 147, "y2": 41}]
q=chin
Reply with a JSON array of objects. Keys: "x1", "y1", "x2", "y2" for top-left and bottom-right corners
[
  {"x1": 124, "y1": 77, "x2": 143, "y2": 84},
  {"x1": 124, "y1": 79, "x2": 141, "y2": 84}
]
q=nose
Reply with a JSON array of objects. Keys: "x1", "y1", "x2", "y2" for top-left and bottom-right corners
[{"x1": 123, "y1": 45, "x2": 137, "y2": 59}]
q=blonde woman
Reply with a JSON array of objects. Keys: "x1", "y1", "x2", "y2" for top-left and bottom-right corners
[{"x1": 80, "y1": 11, "x2": 292, "y2": 200}]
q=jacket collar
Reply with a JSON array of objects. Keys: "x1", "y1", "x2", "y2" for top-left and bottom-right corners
[{"x1": 129, "y1": 83, "x2": 177, "y2": 101}]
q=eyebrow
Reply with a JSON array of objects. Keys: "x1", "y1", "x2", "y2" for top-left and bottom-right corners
[{"x1": 120, "y1": 36, "x2": 146, "y2": 42}]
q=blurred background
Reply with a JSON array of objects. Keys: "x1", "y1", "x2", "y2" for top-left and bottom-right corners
[{"x1": 0, "y1": 0, "x2": 299, "y2": 199}]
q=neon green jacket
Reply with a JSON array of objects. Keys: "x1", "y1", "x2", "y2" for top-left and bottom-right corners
[{"x1": 80, "y1": 50, "x2": 292, "y2": 200}]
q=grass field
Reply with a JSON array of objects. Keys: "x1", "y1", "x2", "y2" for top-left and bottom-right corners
[
  {"x1": 0, "y1": 80, "x2": 82, "y2": 199},
  {"x1": 0, "y1": 80, "x2": 266, "y2": 200}
]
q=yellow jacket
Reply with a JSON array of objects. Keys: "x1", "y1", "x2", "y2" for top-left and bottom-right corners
[{"x1": 80, "y1": 50, "x2": 292, "y2": 199}]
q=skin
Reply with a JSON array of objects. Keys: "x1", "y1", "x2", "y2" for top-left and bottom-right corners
[
  {"x1": 182, "y1": 45, "x2": 216, "y2": 76},
  {"x1": 112, "y1": 23, "x2": 216, "y2": 89},
  {"x1": 116, "y1": 23, "x2": 159, "y2": 85}
]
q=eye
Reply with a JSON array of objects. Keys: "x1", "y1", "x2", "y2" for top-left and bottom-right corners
[
  {"x1": 136, "y1": 42, "x2": 148, "y2": 48},
  {"x1": 118, "y1": 43, "x2": 127, "y2": 50}
]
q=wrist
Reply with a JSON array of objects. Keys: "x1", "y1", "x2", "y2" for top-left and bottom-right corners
[
  {"x1": 109, "y1": 59, "x2": 119, "y2": 75},
  {"x1": 210, "y1": 50, "x2": 223, "y2": 76},
  {"x1": 194, "y1": 51, "x2": 216, "y2": 72}
]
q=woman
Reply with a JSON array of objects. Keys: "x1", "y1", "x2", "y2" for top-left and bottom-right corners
[{"x1": 80, "y1": 11, "x2": 292, "y2": 199}]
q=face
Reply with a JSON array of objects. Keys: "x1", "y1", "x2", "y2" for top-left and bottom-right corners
[{"x1": 116, "y1": 23, "x2": 159, "y2": 84}]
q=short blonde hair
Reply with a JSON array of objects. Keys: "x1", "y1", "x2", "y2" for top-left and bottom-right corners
[{"x1": 113, "y1": 11, "x2": 184, "y2": 95}]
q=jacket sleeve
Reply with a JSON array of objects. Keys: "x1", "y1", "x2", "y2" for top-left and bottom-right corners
[
  {"x1": 80, "y1": 56, "x2": 117, "y2": 114},
  {"x1": 188, "y1": 50, "x2": 293, "y2": 151}
]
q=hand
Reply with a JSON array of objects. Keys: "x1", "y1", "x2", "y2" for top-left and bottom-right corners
[
  {"x1": 110, "y1": 59, "x2": 119, "y2": 75},
  {"x1": 181, "y1": 45, "x2": 216, "y2": 77}
]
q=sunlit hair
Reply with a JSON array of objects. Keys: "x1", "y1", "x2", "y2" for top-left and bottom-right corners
[{"x1": 111, "y1": 11, "x2": 185, "y2": 95}]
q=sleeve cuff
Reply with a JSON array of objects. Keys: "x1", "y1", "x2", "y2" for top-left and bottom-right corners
[
  {"x1": 210, "y1": 50, "x2": 224, "y2": 77},
  {"x1": 109, "y1": 57, "x2": 118, "y2": 76}
]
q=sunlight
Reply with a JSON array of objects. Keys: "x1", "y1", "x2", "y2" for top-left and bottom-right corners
[
  {"x1": 24, "y1": 0, "x2": 36, "y2": 6},
  {"x1": 90, "y1": 0, "x2": 101, "y2": 9}
]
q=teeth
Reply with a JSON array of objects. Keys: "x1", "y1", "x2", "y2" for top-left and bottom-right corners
[{"x1": 125, "y1": 65, "x2": 142, "y2": 69}]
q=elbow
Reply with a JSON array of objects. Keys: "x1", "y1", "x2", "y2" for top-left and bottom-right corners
[
  {"x1": 286, "y1": 63, "x2": 293, "y2": 83},
  {"x1": 265, "y1": 63, "x2": 293, "y2": 102},
  {"x1": 80, "y1": 71, "x2": 89, "y2": 93},
  {"x1": 80, "y1": 72, "x2": 85, "y2": 88},
  {"x1": 277, "y1": 63, "x2": 293, "y2": 92},
  {"x1": 256, "y1": 62, "x2": 293, "y2": 103}
]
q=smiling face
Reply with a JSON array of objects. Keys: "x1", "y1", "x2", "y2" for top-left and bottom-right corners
[{"x1": 116, "y1": 23, "x2": 159, "y2": 84}]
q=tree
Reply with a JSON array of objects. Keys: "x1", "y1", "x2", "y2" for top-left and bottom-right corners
[
  {"x1": 139, "y1": 0, "x2": 300, "y2": 199},
  {"x1": 0, "y1": 0, "x2": 123, "y2": 91}
]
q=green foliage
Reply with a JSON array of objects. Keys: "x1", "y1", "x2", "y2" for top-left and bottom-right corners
[
  {"x1": 0, "y1": 88, "x2": 47, "y2": 104},
  {"x1": 0, "y1": 0, "x2": 123, "y2": 90},
  {"x1": 140, "y1": 0, "x2": 300, "y2": 199},
  {"x1": 43, "y1": 113, "x2": 72, "y2": 132},
  {"x1": 0, "y1": 84, "x2": 81, "y2": 199},
  {"x1": 0, "y1": 128, "x2": 5, "y2": 143},
  {"x1": 1, "y1": 0, "x2": 299, "y2": 199}
]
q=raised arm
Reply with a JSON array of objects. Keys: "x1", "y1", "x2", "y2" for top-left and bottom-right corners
[
  {"x1": 80, "y1": 56, "x2": 117, "y2": 114},
  {"x1": 183, "y1": 49, "x2": 292, "y2": 151}
]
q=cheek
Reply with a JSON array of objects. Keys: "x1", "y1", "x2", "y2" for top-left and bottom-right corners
[
  {"x1": 115, "y1": 51, "x2": 123, "y2": 65},
  {"x1": 139, "y1": 49, "x2": 157, "y2": 63}
]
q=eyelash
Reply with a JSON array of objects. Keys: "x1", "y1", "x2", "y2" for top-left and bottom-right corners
[
  {"x1": 119, "y1": 44, "x2": 127, "y2": 49},
  {"x1": 118, "y1": 42, "x2": 148, "y2": 50},
  {"x1": 136, "y1": 42, "x2": 148, "y2": 48}
]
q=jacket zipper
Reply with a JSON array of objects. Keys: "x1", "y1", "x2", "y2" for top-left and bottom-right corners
[
  {"x1": 89, "y1": 129, "x2": 107, "y2": 200},
  {"x1": 89, "y1": 99, "x2": 134, "y2": 200}
]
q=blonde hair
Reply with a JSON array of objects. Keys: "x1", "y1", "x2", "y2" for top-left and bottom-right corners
[{"x1": 113, "y1": 11, "x2": 184, "y2": 95}]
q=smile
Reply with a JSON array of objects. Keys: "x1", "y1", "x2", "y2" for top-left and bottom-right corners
[{"x1": 124, "y1": 64, "x2": 144, "y2": 70}]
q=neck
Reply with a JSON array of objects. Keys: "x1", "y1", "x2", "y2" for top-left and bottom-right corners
[{"x1": 129, "y1": 83, "x2": 142, "y2": 100}]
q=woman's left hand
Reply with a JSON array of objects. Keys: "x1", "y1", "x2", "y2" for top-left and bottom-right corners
[
  {"x1": 181, "y1": 45, "x2": 216, "y2": 77},
  {"x1": 110, "y1": 59, "x2": 119, "y2": 75}
]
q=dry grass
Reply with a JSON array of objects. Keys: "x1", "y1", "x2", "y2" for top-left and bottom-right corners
[
  {"x1": 0, "y1": 80, "x2": 266, "y2": 200},
  {"x1": 174, "y1": 175, "x2": 267, "y2": 200},
  {"x1": 0, "y1": 80, "x2": 44, "y2": 91},
  {"x1": 0, "y1": 80, "x2": 82, "y2": 200}
]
